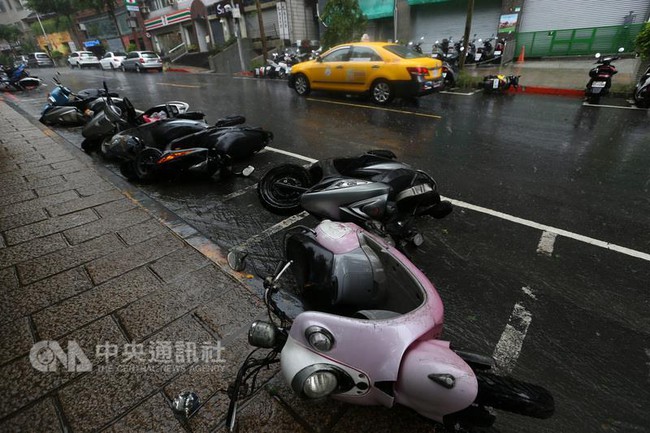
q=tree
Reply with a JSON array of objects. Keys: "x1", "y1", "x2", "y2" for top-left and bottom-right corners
[
  {"x1": 25, "y1": 0, "x2": 84, "y2": 48},
  {"x1": 0, "y1": 24, "x2": 22, "y2": 45},
  {"x1": 321, "y1": 0, "x2": 367, "y2": 49},
  {"x1": 635, "y1": 23, "x2": 650, "y2": 60}
]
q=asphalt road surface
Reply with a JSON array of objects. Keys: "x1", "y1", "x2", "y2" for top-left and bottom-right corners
[{"x1": 4, "y1": 67, "x2": 649, "y2": 433}]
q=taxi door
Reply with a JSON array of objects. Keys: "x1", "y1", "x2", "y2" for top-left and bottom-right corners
[{"x1": 309, "y1": 46, "x2": 351, "y2": 91}]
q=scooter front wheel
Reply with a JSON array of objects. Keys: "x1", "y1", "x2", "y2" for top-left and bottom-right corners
[
  {"x1": 133, "y1": 148, "x2": 163, "y2": 182},
  {"x1": 257, "y1": 164, "x2": 312, "y2": 215},
  {"x1": 474, "y1": 372, "x2": 554, "y2": 419}
]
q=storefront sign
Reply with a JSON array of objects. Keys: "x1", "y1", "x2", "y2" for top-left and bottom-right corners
[
  {"x1": 498, "y1": 13, "x2": 519, "y2": 34},
  {"x1": 83, "y1": 39, "x2": 101, "y2": 47},
  {"x1": 144, "y1": 8, "x2": 192, "y2": 31},
  {"x1": 124, "y1": 0, "x2": 139, "y2": 12}
]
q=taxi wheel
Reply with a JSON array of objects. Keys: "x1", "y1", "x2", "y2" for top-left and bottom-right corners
[
  {"x1": 294, "y1": 74, "x2": 310, "y2": 96},
  {"x1": 370, "y1": 79, "x2": 394, "y2": 105}
]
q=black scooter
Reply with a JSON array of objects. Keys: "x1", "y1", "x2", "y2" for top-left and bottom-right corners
[
  {"x1": 101, "y1": 94, "x2": 273, "y2": 182},
  {"x1": 585, "y1": 48, "x2": 624, "y2": 104},
  {"x1": 633, "y1": 64, "x2": 650, "y2": 108},
  {"x1": 257, "y1": 150, "x2": 452, "y2": 247}
]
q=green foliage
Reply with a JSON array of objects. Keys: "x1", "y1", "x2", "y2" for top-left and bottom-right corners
[
  {"x1": 321, "y1": 0, "x2": 367, "y2": 49},
  {"x1": 635, "y1": 23, "x2": 650, "y2": 59},
  {"x1": 30, "y1": 16, "x2": 72, "y2": 35},
  {"x1": 0, "y1": 53, "x2": 12, "y2": 67},
  {"x1": 187, "y1": 44, "x2": 199, "y2": 52},
  {"x1": 455, "y1": 71, "x2": 482, "y2": 90},
  {"x1": 50, "y1": 50, "x2": 64, "y2": 59},
  {"x1": 126, "y1": 42, "x2": 137, "y2": 52},
  {"x1": 0, "y1": 24, "x2": 22, "y2": 43}
]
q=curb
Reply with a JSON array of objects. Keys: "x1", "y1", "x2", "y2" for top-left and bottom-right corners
[
  {"x1": 509, "y1": 86, "x2": 585, "y2": 97},
  {"x1": 165, "y1": 67, "x2": 192, "y2": 73}
]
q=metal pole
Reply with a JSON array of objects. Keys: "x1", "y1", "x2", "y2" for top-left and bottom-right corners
[
  {"x1": 459, "y1": 0, "x2": 474, "y2": 70},
  {"x1": 255, "y1": 0, "x2": 267, "y2": 62},
  {"x1": 231, "y1": 1, "x2": 246, "y2": 71},
  {"x1": 35, "y1": 12, "x2": 55, "y2": 54},
  {"x1": 393, "y1": 0, "x2": 397, "y2": 42}
]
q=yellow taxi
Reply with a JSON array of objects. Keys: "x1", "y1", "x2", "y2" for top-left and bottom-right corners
[{"x1": 288, "y1": 42, "x2": 444, "y2": 104}]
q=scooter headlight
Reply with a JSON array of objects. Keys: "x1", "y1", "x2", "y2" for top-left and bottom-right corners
[
  {"x1": 302, "y1": 371, "x2": 338, "y2": 399},
  {"x1": 305, "y1": 326, "x2": 334, "y2": 352}
]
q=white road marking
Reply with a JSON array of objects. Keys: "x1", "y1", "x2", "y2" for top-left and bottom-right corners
[
  {"x1": 266, "y1": 146, "x2": 318, "y2": 163},
  {"x1": 232, "y1": 211, "x2": 309, "y2": 251},
  {"x1": 261, "y1": 146, "x2": 650, "y2": 263},
  {"x1": 521, "y1": 286, "x2": 537, "y2": 300},
  {"x1": 446, "y1": 197, "x2": 650, "y2": 263},
  {"x1": 222, "y1": 184, "x2": 257, "y2": 201},
  {"x1": 582, "y1": 102, "x2": 648, "y2": 111},
  {"x1": 493, "y1": 302, "x2": 533, "y2": 374},
  {"x1": 440, "y1": 89, "x2": 483, "y2": 96},
  {"x1": 536, "y1": 231, "x2": 558, "y2": 256}
]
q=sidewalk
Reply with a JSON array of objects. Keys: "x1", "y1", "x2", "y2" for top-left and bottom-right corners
[{"x1": 0, "y1": 100, "x2": 340, "y2": 432}]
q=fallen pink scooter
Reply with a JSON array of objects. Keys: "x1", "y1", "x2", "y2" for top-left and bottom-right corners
[{"x1": 227, "y1": 220, "x2": 554, "y2": 431}]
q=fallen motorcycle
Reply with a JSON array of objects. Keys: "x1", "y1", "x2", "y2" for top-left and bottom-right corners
[
  {"x1": 226, "y1": 220, "x2": 555, "y2": 432},
  {"x1": 81, "y1": 83, "x2": 202, "y2": 152},
  {"x1": 257, "y1": 150, "x2": 452, "y2": 247},
  {"x1": 39, "y1": 76, "x2": 122, "y2": 127},
  {"x1": 101, "y1": 94, "x2": 273, "y2": 182},
  {"x1": 0, "y1": 64, "x2": 42, "y2": 91},
  {"x1": 482, "y1": 74, "x2": 520, "y2": 93}
]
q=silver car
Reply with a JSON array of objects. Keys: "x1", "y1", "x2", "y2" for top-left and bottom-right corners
[{"x1": 120, "y1": 51, "x2": 163, "y2": 73}]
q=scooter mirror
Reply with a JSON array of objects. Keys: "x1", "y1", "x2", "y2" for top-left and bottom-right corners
[
  {"x1": 227, "y1": 250, "x2": 248, "y2": 272},
  {"x1": 478, "y1": 38, "x2": 483, "y2": 42},
  {"x1": 420, "y1": 36, "x2": 424, "y2": 41},
  {"x1": 595, "y1": 53, "x2": 601, "y2": 58},
  {"x1": 618, "y1": 47, "x2": 625, "y2": 53},
  {"x1": 242, "y1": 165, "x2": 255, "y2": 177}
]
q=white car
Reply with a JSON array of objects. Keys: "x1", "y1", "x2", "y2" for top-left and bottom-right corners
[
  {"x1": 68, "y1": 51, "x2": 100, "y2": 69},
  {"x1": 100, "y1": 51, "x2": 127, "y2": 70}
]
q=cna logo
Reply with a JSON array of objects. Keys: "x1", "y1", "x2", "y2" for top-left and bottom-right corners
[{"x1": 29, "y1": 341, "x2": 93, "y2": 372}]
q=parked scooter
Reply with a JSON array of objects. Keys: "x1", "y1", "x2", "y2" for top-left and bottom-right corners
[
  {"x1": 101, "y1": 93, "x2": 273, "y2": 182},
  {"x1": 633, "y1": 63, "x2": 650, "y2": 108},
  {"x1": 585, "y1": 48, "x2": 624, "y2": 104},
  {"x1": 225, "y1": 220, "x2": 555, "y2": 432},
  {"x1": 0, "y1": 64, "x2": 42, "y2": 91},
  {"x1": 482, "y1": 74, "x2": 520, "y2": 93},
  {"x1": 257, "y1": 150, "x2": 452, "y2": 248},
  {"x1": 39, "y1": 76, "x2": 122, "y2": 126},
  {"x1": 431, "y1": 47, "x2": 457, "y2": 88}
]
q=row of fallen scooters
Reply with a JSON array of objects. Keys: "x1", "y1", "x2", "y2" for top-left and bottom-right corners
[
  {"x1": 39, "y1": 75, "x2": 273, "y2": 182},
  {"x1": 38, "y1": 77, "x2": 556, "y2": 431},
  {"x1": 222, "y1": 155, "x2": 555, "y2": 431}
]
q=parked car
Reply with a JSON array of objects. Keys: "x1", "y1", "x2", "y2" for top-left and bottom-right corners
[
  {"x1": 100, "y1": 51, "x2": 127, "y2": 70},
  {"x1": 120, "y1": 51, "x2": 163, "y2": 73},
  {"x1": 68, "y1": 51, "x2": 100, "y2": 69},
  {"x1": 288, "y1": 42, "x2": 444, "y2": 104},
  {"x1": 27, "y1": 52, "x2": 55, "y2": 68}
]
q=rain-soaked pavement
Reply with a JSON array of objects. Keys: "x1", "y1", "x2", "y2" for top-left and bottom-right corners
[{"x1": 4, "y1": 68, "x2": 650, "y2": 433}]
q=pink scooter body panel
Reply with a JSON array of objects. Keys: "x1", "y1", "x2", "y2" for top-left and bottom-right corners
[{"x1": 394, "y1": 339, "x2": 478, "y2": 422}]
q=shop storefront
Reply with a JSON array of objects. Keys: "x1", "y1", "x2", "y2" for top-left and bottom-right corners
[{"x1": 144, "y1": 8, "x2": 195, "y2": 54}]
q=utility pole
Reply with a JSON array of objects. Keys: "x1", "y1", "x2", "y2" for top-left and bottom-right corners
[
  {"x1": 255, "y1": 0, "x2": 267, "y2": 62},
  {"x1": 35, "y1": 12, "x2": 55, "y2": 54},
  {"x1": 459, "y1": 0, "x2": 474, "y2": 70}
]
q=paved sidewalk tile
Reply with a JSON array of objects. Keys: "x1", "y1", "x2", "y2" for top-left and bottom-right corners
[
  {"x1": 0, "y1": 397, "x2": 62, "y2": 433},
  {"x1": 0, "y1": 233, "x2": 68, "y2": 269},
  {"x1": 63, "y1": 208, "x2": 150, "y2": 245},
  {"x1": 5, "y1": 208, "x2": 98, "y2": 246},
  {"x1": 32, "y1": 267, "x2": 161, "y2": 340},
  {"x1": 16, "y1": 233, "x2": 124, "y2": 285},
  {"x1": 104, "y1": 392, "x2": 183, "y2": 433}
]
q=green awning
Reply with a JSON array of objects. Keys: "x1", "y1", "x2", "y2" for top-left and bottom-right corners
[
  {"x1": 358, "y1": 0, "x2": 394, "y2": 20},
  {"x1": 407, "y1": 0, "x2": 451, "y2": 5}
]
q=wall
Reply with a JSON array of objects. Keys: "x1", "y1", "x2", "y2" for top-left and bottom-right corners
[{"x1": 208, "y1": 36, "x2": 252, "y2": 72}]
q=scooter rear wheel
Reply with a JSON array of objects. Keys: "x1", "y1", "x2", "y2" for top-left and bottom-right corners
[
  {"x1": 133, "y1": 148, "x2": 163, "y2": 182},
  {"x1": 474, "y1": 372, "x2": 554, "y2": 419},
  {"x1": 257, "y1": 164, "x2": 312, "y2": 215}
]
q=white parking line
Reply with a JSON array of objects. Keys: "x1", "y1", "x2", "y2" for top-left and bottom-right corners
[
  {"x1": 492, "y1": 302, "x2": 532, "y2": 375},
  {"x1": 264, "y1": 146, "x2": 650, "y2": 263},
  {"x1": 582, "y1": 102, "x2": 648, "y2": 111},
  {"x1": 231, "y1": 211, "x2": 309, "y2": 251},
  {"x1": 536, "y1": 231, "x2": 557, "y2": 256},
  {"x1": 440, "y1": 89, "x2": 483, "y2": 96}
]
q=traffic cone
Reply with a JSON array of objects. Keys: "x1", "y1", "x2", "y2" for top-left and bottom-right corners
[{"x1": 517, "y1": 45, "x2": 525, "y2": 63}]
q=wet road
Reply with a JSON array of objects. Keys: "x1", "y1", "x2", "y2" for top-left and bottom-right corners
[{"x1": 5, "y1": 68, "x2": 650, "y2": 433}]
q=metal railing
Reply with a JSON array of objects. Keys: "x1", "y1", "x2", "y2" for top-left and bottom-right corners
[
  {"x1": 168, "y1": 42, "x2": 187, "y2": 63},
  {"x1": 515, "y1": 24, "x2": 644, "y2": 58}
]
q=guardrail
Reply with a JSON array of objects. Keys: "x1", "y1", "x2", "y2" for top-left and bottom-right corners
[{"x1": 168, "y1": 42, "x2": 188, "y2": 63}]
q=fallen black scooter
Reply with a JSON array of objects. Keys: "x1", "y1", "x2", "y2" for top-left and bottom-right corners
[
  {"x1": 101, "y1": 95, "x2": 273, "y2": 182},
  {"x1": 257, "y1": 150, "x2": 452, "y2": 247},
  {"x1": 40, "y1": 76, "x2": 122, "y2": 127},
  {"x1": 81, "y1": 83, "x2": 203, "y2": 152}
]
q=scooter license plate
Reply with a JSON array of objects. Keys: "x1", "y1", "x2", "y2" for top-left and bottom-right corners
[
  {"x1": 442, "y1": 72, "x2": 447, "y2": 78},
  {"x1": 492, "y1": 79, "x2": 499, "y2": 89},
  {"x1": 592, "y1": 81, "x2": 607, "y2": 88}
]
